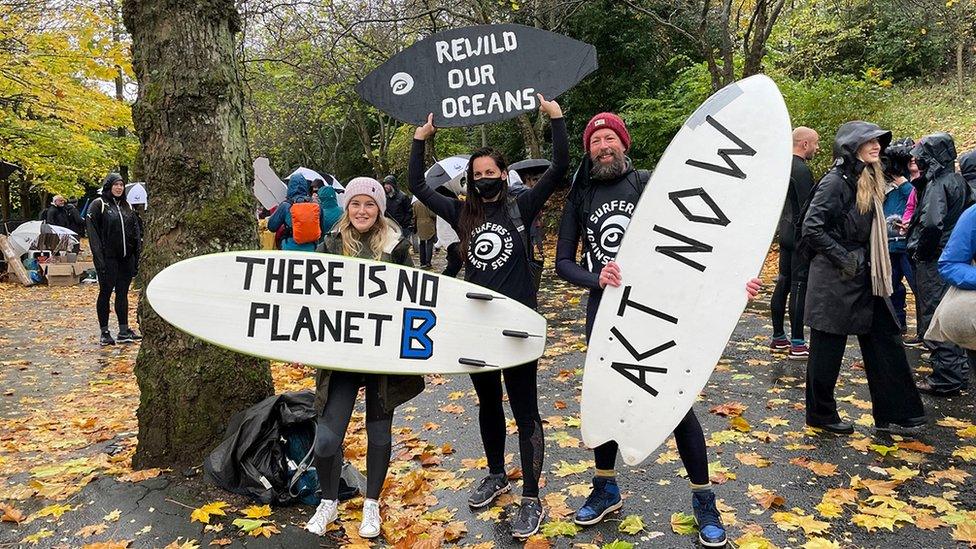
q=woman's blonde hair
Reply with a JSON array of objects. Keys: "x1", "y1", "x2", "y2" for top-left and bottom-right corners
[
  {"x1": 334, "y1": 208, "x2": 397, "y2": 260},
  {"x1": 856, "y1": 161, "x2": 886, "y2": 214}
]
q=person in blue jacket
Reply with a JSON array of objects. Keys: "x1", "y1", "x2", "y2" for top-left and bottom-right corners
[
  {"x1": 938, "y1": 203, "x2": 976, "y2": 364},
  {"x1": 318, "y1": 185, "x2": 343, "y2": 235}
]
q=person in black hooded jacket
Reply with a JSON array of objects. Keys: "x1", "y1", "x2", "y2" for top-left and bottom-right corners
[
  {"x1": 906, "y1": 133, "x2": 974, "y2": 395},
  {"x1": 960, "y1": 150, "x2": 976, "y2": 201},
  {"x1": 86, "y1": 173, "x2": 142, "y2": 346},
  {"x1": 802, "y1": 121, "x2": 925, "y2": 434}
]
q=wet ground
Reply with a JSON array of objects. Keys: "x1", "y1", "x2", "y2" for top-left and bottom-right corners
[{"x1": 1, "y1": 247, "x2": 975, "y2": 548}]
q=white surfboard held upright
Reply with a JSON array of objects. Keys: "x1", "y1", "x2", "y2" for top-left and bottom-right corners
[
  {"x1": 146, "y1": 251, "x2": 547, "y2": 375},
  {"x1": 581, "y1": 75, "x2": 792, "y2": 465}
]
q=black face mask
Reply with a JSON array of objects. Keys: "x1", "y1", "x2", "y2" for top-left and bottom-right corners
[{"x1": 472, "y1": 177, "x2": 504, "y2": 199}]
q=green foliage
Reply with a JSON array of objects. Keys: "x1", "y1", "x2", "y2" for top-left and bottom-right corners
[{"x1": 0, "y1": 2, "x2": 137, "y2": 197}]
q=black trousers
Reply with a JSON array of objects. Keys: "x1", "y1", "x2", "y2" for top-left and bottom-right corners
[
  {"x1": 419, "y1": 237, "x2": 434, "y2": 267},
  {"x1": 96, "y1": 255, "x2": 136, "y2": 329},
  {"x1": 314, "y1": 371, "x2": 393, "y2": 500},
  {"x1": 585, "y1": 290, "x2": 709, "y2": 485},
  {"x1": 470, "y1": 361, "x2": 544, "y2": 498},
  {"x1": 806, "y1": 298, "x2": 925, "y2": 426},
  {"x1": 770, "y1": 246, "x2": 808, "y2": 341}
]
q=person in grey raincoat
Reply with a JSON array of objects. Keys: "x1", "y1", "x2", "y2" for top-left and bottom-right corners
[
  {"x1": 906, "y1": 133, "x2": 974, "y2": 395},
  {"x1": 802, "y1": 121, "x2": 925, "y2": 435}
]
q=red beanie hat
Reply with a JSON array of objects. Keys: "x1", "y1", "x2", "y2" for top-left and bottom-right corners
[{"x1": 583, "y1": 112, "x2": 631, "y2": 152}]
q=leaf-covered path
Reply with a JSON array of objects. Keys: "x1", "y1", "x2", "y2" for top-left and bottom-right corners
[{"x1": 1, "y1": 248, "x2": 975, "y2": 548}]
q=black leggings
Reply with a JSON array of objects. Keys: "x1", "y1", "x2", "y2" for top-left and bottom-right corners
[
  {"x1": 314, "y1": 371, "x2": 393, "y2": 500},
  {"x1": 470, "y1": 361, "x2": 544, "y2": 498},
  {"x1": 770, "y1": 246, "x2": 808, "y2": 341},
  {"x1": 96, "y1": 256, "x2": 135, "y2": 329},
  {"x1": 585, "y1": 290, "x2": 709, "y2": 486}
]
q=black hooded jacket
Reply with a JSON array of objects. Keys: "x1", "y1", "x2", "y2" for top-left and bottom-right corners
[
  {"x1": 86, "y1": 174, "x2": 142, "y2": 270},
  {"x1": 905, "y1": 133, "x2": 970, "y2": 261},
  {"x1": 384, "y1": 187, "x2": 414, "y2": 232},
  {"x1": 46, "y1": 203, "x2": 85, "y2": 236},
  {"x1": 801, "y1": 121, "x2": 893, "y2": 335},
  {"x1": 958, "y1": 149, "x2": 976, "y2": 203}
]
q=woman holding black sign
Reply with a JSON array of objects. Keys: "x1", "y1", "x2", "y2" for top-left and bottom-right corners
[
  {"x1": 410, "y1": 95, "x2": 567, "y2": 538},
  {"x1": 304, "y1": 177, "x2": 425, "y2": 540}
]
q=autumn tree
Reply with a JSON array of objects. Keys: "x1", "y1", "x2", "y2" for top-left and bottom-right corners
[{"x1": 122, "y1": 0, "x2": 273, "y2": 467}]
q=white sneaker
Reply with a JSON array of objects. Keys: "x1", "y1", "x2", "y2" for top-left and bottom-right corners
[
  {"x1": 306, "y1": 499, "x2": 338, "y2": 535},
  {"x1": 359, "y1": 498, "x2": 382, "y2": 539}
]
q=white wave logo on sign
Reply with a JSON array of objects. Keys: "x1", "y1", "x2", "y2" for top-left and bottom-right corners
[
  {"x1": 390, "y1": 72, "x2": 414, "y2": 95},
  {"x1": 468, "y1": 222, "x2": 514, "y2": 271}
]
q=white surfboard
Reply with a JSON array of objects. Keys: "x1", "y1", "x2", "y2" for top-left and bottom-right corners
[
  {"x1": 580, "y1": 75, "x2": 792, "y2": 465},
  {"x1": 146, "y1": 251, "x2": 547, "y2": 375}
]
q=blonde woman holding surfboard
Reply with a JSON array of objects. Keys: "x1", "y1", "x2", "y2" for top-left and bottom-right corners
[
  {"x1": 305, "y1": 177, "x2": 425, "y2": 539},
  {"x1": 410, "y1": 95, "x2": 567, "y2": 539}
]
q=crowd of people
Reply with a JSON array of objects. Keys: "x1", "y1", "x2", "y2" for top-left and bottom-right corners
[
  {"x1": 771, "y1": 123, "x2": 976, "y2": 439},
  {"x1": 78, "y1": 99, "x2": 975, "y2": 545}
]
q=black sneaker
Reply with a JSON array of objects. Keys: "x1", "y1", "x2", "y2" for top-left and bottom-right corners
[
  {"x1": 100, "y1": 331, "x2": 116, "y2": 346},
  {"x1": 876, "y1": 416, "x2": 927, "y2": 434},
  {"x1": 692, "y1": 490, "x2": 727, "y2": 547},
  {"x1": 468, "y1": 473, "x2": 510, "y2": 508},
  {"x1": 116, "y1": 328, "x2": 142, "y2": 343},
  {"x1": 511, "y1": 497, "x2": 545, "y2": 539}
]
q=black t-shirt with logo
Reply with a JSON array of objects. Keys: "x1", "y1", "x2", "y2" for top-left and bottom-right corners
[
  {"x1": 555, "y1": 164, "x2": 647, "y2": 291},
  {"x1": 408, "y1": 118, "x2": 568, "y2": 309}
]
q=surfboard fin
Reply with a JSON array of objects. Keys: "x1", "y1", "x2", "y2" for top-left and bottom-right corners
[
  {"x1": 459, "y1": 358, "x2": 497, "y2": 368},
  {"x1": 465, "y1": 292, "x2": 502, "y2": 301}
]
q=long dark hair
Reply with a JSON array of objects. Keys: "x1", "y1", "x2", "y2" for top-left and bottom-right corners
[{"x1": 458, "y1": 147, "x2": 509, "y2": 257}]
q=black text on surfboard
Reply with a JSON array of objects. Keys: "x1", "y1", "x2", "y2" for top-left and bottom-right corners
[
  {"x1": 236, "y1": 256, "x2": 440, "y2": 360},
  {"x1": 651, "y1": 115, "x2": 750, "y2": 272},
  {"x1": 605, "y1": 286, "x2": 677, "y2": 397}
]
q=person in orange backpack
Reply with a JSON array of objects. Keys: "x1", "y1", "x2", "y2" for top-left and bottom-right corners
[{"x1": 268, "y1": 173, "x2": 323, "y2": 251}]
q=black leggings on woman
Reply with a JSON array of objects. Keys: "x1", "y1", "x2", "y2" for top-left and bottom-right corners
[
  {"x1": 592, "y1": 410, "x2": 709, "y2": 485},
  {"x1": 470, "y1": 360, "x2": 544, "y2": 498},
  {"x1": 314, "y1": 371, "x2": 394, "y2": 500},
  {"x1": 585, "y1": 291, "x2": 709, "y2": 486},
  {"x1": 96, "y1": 255, "x2": 135, "y2": 329}
]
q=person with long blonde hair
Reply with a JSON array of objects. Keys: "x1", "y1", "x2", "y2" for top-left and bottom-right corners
[
  {"x1": 801, "y1": 121, "x2": 925, "y2": 435},
  {"x1": 305, "y1": 177, "x2": 424, "y2": 540}
]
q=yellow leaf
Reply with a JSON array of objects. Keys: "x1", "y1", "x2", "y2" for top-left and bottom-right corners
[
  {"x1": 103, "y1": 509, "x2": 122, "y2": 522},
  {"x1": 249, "y1": 524, "x2": 280, "y2": 538},
  {"x1": 76, "y1": 523, "x2": 110, "y2": 537},
  {"x1": 190, "y1": 501, "x2": 229, "y2": 524},
  {"x1": 163, "y1": 538, "x2": 200, "y2": 549},
  {"x1": 952, "y1": 521, "x2": 976, "y2": 544},
  {"x1": 952, "y1": 446, "x2": 976, "y2": 461},
  {"x1": 670, "y1": 512, "x2": 697, "y2": 535},
  {"x1": 815, "y1": 501, "x2": 843, "y2": 518},
  {"x1": 241, "y1": 505, "x2": 271, "y2": 519},
  {"x1": 22, "y1": 529, "x2": 54, "y2": 545},
  {"x1": 730, "y1": 416, "x2": 752, "y2": 432},
  {"x1": 736, "y1": 452, "x2": 771, "y2": 468},
  {"x1": 35, "y1": 503, "x2": 75, "y2": 519}
]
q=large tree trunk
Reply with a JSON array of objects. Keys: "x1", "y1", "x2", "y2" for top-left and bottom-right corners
[{"x1": 123, "y1": 0, "x2": 273, "y2": 468}]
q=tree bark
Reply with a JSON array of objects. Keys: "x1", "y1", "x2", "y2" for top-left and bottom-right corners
[
  {"x1": 122, "y1": 0, "x2": 273, "y2": 468},
  {"x1": 957, "y1": 38, "x2": 965, "y2": 95}
]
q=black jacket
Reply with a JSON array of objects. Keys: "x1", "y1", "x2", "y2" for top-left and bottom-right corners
[
  {"x1": 46, "y1": 204, "x2": 85, "y2": 236},
  {"x1": 802, "y1": 121, "x2": 893, "y2": 335},
  {"x1": 779, "y1": 155, "x2": 814, "y2": 249},
  {"x1": 384, "y1": 189, "x2": 414, "y2": 232},
  {"x1": 906, "y1": 133, "x2": 970, "y2": 261},
  {"x1": 958, "y1": 149, "x2": 976, "y2": 204},
  {"x1": 86, "y1": 177, "x2": 142, "y2": 270}
]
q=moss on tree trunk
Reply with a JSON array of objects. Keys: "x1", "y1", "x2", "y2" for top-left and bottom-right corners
[{"x1": 122, "y1": 0, "x2": 273, "y2": 468}]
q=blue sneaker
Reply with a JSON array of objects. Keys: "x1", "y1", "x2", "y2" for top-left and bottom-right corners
[
  {"x1": 573, "y1": 477, "x2": 622, "y2": 526},
  {"x1": 692, "y1": 490, "x2": 727, "y2": 547}
]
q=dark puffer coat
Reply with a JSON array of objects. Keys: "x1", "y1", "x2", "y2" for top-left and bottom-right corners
[{"x1": 906, "y1": 133, "x2": 970, "y2": 261}]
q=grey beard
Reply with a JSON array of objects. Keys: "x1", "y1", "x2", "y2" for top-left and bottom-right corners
[{"x1": 590, "y1": 156, "x2": 628, "y2": 180}]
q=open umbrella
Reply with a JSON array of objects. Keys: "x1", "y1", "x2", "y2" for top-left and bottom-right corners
[
  {"x1": 125, "y1": 182, "x2": 147, "y2": 208},
  {"x1": 509, "y1": 158, "x2": 551, "y2": 175},
  {"x1": 8, "y1": 221, "x2": 79, "y2": 257},
  {"x1": 289, "y1": 167, "x2": 346, "y2": 206},
  {"x1": 424, "y1": 155, "x2": 470, "y2": 194}
]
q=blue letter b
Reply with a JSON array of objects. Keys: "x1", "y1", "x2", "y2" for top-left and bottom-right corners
[{"x1": 401, "y1": 308, "x2": 436, "y2": 359}]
